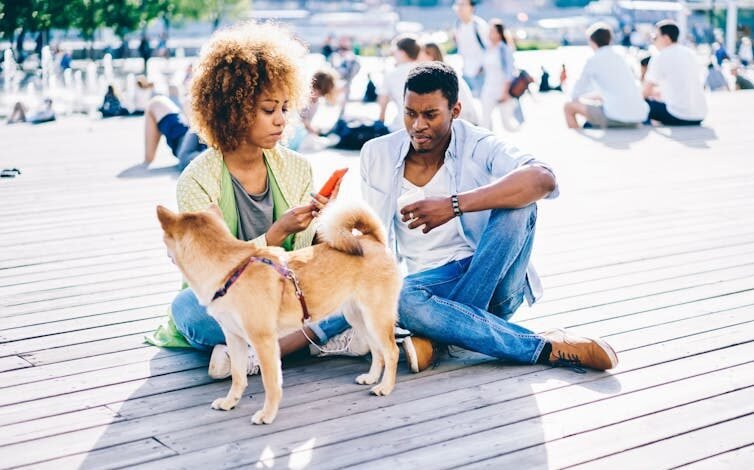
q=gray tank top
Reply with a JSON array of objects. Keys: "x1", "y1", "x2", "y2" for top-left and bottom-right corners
[{"x1": 230, "y1": 173, "x2": 274, "y2": 242}]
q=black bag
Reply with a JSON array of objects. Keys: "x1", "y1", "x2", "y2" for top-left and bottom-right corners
[
  {"x1": 332, "y1": 119, "x2": 389, "y2": 150},
  {"x1": 509, "y1": 70, "x2": 534, "y2": 98}
]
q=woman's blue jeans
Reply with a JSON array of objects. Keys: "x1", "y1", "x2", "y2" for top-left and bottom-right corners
[{"x1": 171, "y1": 288, "x2": 349, "y2": 351}]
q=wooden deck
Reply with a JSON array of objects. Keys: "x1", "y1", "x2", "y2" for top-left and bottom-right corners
[{"x1": 1, "y1": 90, "x2": 753, "y2": 469}]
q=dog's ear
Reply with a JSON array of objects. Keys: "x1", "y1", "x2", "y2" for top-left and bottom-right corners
[
  {"x1": 207, "y1": 204, "x2": 223, "y2": 219},
  {"x1": 156, "y1": 205, "x2": 177, "y2": 232}
]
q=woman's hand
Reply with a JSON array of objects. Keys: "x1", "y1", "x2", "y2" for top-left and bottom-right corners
[
  {"x1": 309, "y1": 176, "x2": 343, "y2": 212},
  {"x1": 265, "y1": 203, "x2": 317, "y2": 246}
]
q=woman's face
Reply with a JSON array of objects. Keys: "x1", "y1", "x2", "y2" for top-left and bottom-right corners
[
  {"x1": 418, "y1": 49, "x2": 434, "y2": 62},
  {"x1": 248, "y1": 90, "x2": 290, "y2": 149},
  {"x1": 489, "y1": 27, "x2": 502, "y2": 44}
]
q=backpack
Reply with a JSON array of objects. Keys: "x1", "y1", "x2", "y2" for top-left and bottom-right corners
[
  {"x1": 332, "y1": 119, "x2": 389, "y2": 150},
  {"x1": 509, "y1": 70, "x2": 534, "y2": 98}
]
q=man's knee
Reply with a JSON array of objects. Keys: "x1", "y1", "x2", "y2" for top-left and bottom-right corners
[
  {"x1": 397, "y1": 286, "x2": 434, "y2": 332},
  {"x1": 488, "y1": 204, "x2": 537, "y2": 232}
]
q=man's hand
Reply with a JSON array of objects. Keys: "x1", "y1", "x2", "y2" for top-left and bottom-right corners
[
  {"x1": 400, "y1": 197, "x2": 456, "y2": 234},
  {"x1": 266, "y1": 203, "x2": 317, "y2": 246}
]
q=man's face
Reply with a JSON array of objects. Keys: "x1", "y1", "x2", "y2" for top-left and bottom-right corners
[
  {"x1": 403, "y1": 90, "x2": 460, "y2": 154},
  {"x1": 652, "y1": 29, "x2": 672, "y2": 49},
  {"x1": 453, "y1": 0, "x2": 473, "y2": 21}
]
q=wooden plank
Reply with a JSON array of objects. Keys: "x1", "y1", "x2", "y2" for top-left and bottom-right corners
[
  {"x1": 0, "y1": 317, "x2": 164, "y2": 357},
  {"x1": 0, "y1": 293, "x2": 171, "y2": 329},
  {"x1": 571, "y1": 414, "x2": 754, "y2": 470},
  {"x1": 133, "y1": 340, "x2": 754, "y2": 469},
  {"x1": 14, "y1": 438, "x2": 177, "y2": 470},
  {"x1": 0, "y1": 355, "x2": 32, "y2": 373},
  {"x1": 0, "y1": 307, "x2": 168, "y2": 343},
  {"x1": 24, "y1": 335, "x2": 157, "y2": 366},
  {"x1": 0, "y1": 406, "x2": 122, "y2": 447},
  {"x1": 476, "y1": 389, "x2": 754, "y2": 470},
  {"x1": 0, "y1": 346, "x2": 191, "y2": 389},
  {"x1": 679, "y1": 443, "x2": 754, "y2": 470}
]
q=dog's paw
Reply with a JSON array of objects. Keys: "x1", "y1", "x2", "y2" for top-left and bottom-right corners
[
  {"x1": 370, "y1": 382, "x2": 394, "y2": 396},
  {"x1": 211, "y1": 397, "x2": 238, "y2": 411},
  {"x1": 251, "y1": 409, "x2": 277, "y2": 425},
  {"x1": 355, "y1": 373, "x2": 379, "y2": 385}
]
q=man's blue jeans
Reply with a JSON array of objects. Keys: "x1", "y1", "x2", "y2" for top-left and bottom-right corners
[
  {"x1": 171, "y1": 288, "x2": 349, "y2": 351},
  {"x1": 398, "y1": 205, "x2": 546, "y2": 364}
]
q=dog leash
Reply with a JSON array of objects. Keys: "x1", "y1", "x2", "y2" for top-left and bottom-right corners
[
  {"x1": 211, "y1": 256, "x2": 311, "y2": 323},
  {"x1": 212, "y1": 255, "x2": 355, "y2": 355}
]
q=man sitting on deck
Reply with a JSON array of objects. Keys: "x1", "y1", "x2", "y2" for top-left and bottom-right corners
[
  {"x1": 360, "y1": 62, "x2": 619, "y2": 373},
  {"x1": 643, "y1": 20, "x2": 707, "y2": 126}
]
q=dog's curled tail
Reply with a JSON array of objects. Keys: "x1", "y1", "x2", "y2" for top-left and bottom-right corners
[{"x1": 317, "y1": 200, "x2": 387, "y2": 256}]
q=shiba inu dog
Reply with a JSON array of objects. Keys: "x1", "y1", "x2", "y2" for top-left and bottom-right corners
[{"x1": 157, "y1": 201, "x2": 401, "y2": 424}]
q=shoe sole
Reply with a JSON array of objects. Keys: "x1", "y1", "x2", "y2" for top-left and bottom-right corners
[{"x1": 593, "y1": 337, "x2": 619, "y2": 369}]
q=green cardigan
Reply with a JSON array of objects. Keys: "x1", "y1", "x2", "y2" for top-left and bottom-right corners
[{"x1": 145, "y1": 146, "x2": 316, "y2": 348}]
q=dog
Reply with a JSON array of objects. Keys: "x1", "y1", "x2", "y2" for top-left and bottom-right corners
[{"x1": 156, "y1": 201, "x2": 401, "y2": 424}]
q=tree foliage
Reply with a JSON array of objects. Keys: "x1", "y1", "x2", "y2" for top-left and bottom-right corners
[{"x1": 0, "y1": 0, "x2": 249, "y2": 40}]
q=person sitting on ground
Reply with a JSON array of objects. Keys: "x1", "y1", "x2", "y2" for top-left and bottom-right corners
[
  {"x1": 704, "y1": 62, "x2": 730, "y2": 91},
  {"x1": 100, "y1": 84, "x2": 131, "y2": 118},
  {"x1": 131, "y1": 75, "x2": 156, "y2": 115},
  {"x1": 142, "y1": 95, "x2": 206, "y2": 170},
  {"x1": 7, "y1": 97, "x2": 56, "y2": 125},
  {"x1": 360, "y1": 62, "x2": 619, "y2": 373},
  {"x1": 287, "y1": 68, "x2": 345, "y2": 151},
  {"x1": 643, "y1": 20, "x2": 707, "y2": 126},
  {"x1": 731, "y1": 63, "x2": 754, "y2": 90},
  {"x1": 564, "y1": 23, "x2": 648, "y2": 129},
  {"x1": 418, "y1": 41, "x2": 480, "y2": 125},
  {"x1": 145, "y1": 21, "x2": 369, "y2": 378}
]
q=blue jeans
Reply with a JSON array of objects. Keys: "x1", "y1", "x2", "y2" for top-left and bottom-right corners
[
  {"x1": 398, "y1": 205, "x2": 546, "y2": 364},
  {"x1": 171, "y1": 288, "x2": 350, "y2": 351},
  {"x1": 463, "y1": 73, "x2": 485, "y2": 98}
]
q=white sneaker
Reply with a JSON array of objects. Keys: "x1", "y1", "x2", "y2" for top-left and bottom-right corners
[
  {"x1": 309, "y1": 328, "x2": 371, "y2": 357},
  {"x1": 208, "y1": 344, "x2": 260, "y2": 379}
]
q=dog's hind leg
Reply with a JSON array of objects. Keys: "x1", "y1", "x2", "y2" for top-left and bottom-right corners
[
  {"x1": 343, "y1": 300, "x2": 383, "y2": 386},
  {"x1": 248, "y1": 331, "x2": 283, "y2": 425},
  {"x1": 211, "y1": 331, "x2": 248, "y2": 411},
  {"x1": 355, "y1": 293, "x2": 400, "y2": 396}
]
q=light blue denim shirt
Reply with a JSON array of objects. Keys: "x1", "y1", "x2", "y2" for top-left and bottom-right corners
[{"x1": 360, "y1": 119, "x2": 559, "y2": 305}]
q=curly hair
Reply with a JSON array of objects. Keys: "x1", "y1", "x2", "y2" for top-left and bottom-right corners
[{"x1": 190, "y1": 22, "x2": 308, "y2": 153}]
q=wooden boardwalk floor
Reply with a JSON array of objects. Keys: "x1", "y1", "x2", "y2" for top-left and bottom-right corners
[{"x1": 1, "y1": 91, "x2": 753, "y2": 469}]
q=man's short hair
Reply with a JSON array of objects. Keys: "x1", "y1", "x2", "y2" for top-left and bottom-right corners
[
  {"x1": 587, "y1": 22, "x2": 612, "y2": 47},
  {"x1": 656, "y1": 20, "x2": 680, "y2": 43},
  {"x1": 404, "y1": 62, "x2": 459, "y2": 108},
  {"x1": 393, "y1": 34, "x2": 421, "y2": 61}
]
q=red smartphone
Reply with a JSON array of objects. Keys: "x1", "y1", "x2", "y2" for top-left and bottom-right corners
[{"x1": 318, "y1": 168, "x2": 349, "y2": 198}]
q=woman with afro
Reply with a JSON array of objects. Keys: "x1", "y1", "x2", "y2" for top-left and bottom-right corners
[{"x1": 147, "y1": 22, "x2": 360, "y2": 378}]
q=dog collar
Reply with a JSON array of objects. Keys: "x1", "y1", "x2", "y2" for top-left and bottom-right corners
[{"x1": 211, "y1": 256, "x2": 311, "y2": 322}]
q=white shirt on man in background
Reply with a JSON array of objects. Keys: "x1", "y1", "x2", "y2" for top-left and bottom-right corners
[
  {"x1": 378, "y1": 62, "x2": 480, "y2": 131},
  {"x1": 645, "y1": 44, "x2": 707, "y2": 121},
  {"x1": 455, "y1": 16, "x2": 489, "y2": 79},
  {"x1": 570, "y1": 46, "x2": 649, "y2": 123}
]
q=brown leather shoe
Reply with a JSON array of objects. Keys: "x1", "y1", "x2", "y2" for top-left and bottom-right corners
[
  {"x1": 540, "y1": 329, "x2": 618, "y2": 371},
  {"x1": 402, "y1": 335, "x2": 438, "y2": 373}
]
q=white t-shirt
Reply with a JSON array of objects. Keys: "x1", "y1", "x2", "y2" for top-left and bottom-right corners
[
  {"x1": 455, "y1": 16, "x2": 489, "y2": 78},
  {"x1": 394, "y1": 165, "x2": 474, "y2": 275},
  {"x1": 378, "y1": 61, "x2": 480, "y2": 130},
  {"x1": 378, "y1": 62, "x2": 416, "y2": 132},
  {"x1": 570, "y1": 46, "x2": 649, "y2": 123},
  {"x1": 645, "y1": 44, "x2": 708, "y2": 121}
]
